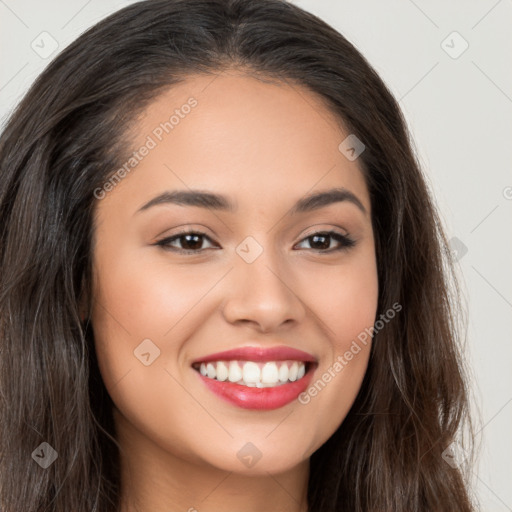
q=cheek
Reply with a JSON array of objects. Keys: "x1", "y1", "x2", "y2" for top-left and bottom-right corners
[
  {"x1": 90, "y1": 245, "x2": 224, "y2": 399},
  {"x1": 91, "y1": 246, "x2": 215, "y2": 340},
  {"x1": 303, "y1": 245, "x2": 379, "y2": 345},
  {"x1": 90, "y1": 249, "x2": 216, "y2": 462},
  {"x1": 295, "y1": 246, "x2": 378, "y2": 448}
]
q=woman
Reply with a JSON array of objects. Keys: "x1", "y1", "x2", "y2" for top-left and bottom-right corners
[{"x1": 0, "y1": 0, "x2": 476, "y2": 510}]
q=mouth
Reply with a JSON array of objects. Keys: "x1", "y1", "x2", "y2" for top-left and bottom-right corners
[
  {"x1": 191, "y1": 359, "x2": 315, "y2": 388},
  {"x1": 190, "y1": 345, "x2": 318, "y2": 410},
  {"x1": 191, "y1": 345, "x2": 317, "y2": 388}
]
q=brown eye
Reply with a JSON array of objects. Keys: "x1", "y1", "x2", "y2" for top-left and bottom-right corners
[
  {"x1": 155, "y1": 231, "x2": 217, "y2": 253},
  {"x1": 155, "y1": 229, "x2": 355, "y2": 255},
  {"x1": 294, "y1": 231, "x2": 356, "y2": 252}
]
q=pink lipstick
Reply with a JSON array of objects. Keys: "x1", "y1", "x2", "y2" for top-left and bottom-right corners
[{"x1": 191, "y1": 345, "x2": 317, "y2": 410}]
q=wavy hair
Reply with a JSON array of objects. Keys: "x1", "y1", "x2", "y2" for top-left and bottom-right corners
[{"x1": 0, "y1": 0, "x2": 476, "y2": 510}]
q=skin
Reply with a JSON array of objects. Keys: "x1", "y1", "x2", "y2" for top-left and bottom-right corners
[{"x1": 88, "y1": 71, "x2": 379, "y2": 512}]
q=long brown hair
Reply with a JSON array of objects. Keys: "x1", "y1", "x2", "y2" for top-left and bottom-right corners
[{"x1": 0, "y1": 0, "x2": 476, "y2": 510}]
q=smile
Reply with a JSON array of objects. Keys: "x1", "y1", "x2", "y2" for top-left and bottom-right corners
[
  {"x1": 192, "y1": 360, "x2": 310, "y2": 388},
  {"x1": 190, "y1": 345, "x2": 318, "y2": 410}
]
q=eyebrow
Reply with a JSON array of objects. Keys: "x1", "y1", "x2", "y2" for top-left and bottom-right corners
[{"x1": 136, "y1": 187, "x2": 367, "y2": 216}]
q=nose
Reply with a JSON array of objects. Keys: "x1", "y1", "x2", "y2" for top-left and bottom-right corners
[{"x1": 221, "y1": 243, "x2": 306, "y2": 333}]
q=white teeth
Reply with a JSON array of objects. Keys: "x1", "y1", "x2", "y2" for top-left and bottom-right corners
[
  {"x1": 278, "y1": 363, "x2": 289, "y2": 382},
  {"x1": 228, "y1": 361, "x2": 242, "y2": 383},
  {"x1": 216, "y1": 361, "x2": 229, "y2": 381},
  {"x1": 195, "y1": 360, "x2": 309, "y2": 387},
  {"x1": 242, "y1": 362, "x2": 260, "y2": 383},
  {"x1": 289, "y1": 361, "x2": 298, "y2": 381},
  {"x1": 261, "y1": 362, "x2": 279, "y2": 385},
  {"x1": 206, "y1": 363, "x2": 216, "y2": 379}
]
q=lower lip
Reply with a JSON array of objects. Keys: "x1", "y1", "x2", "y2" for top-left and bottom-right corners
[{"x1": 194, "y1": 365, "x2": 316, "y2": 410}]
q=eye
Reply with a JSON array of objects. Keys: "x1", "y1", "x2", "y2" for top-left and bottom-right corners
[
  {"x1": 155, "y1": 230, "x2": 217, "y2": 253},
  {"x1": 154, "y1": 229, "x2": 356, "y2": 254},
  {"x1": 294, "y1": 230, "x2": 356, "y2": 253}
]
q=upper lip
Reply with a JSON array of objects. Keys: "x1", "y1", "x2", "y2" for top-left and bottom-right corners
[{"x1": 191, "y1": 345, "x2": 317, "y2": 365}]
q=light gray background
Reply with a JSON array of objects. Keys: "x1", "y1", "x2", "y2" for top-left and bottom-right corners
[{"x1": 1, "y1": 0, "x2": 511, "y2": 509}]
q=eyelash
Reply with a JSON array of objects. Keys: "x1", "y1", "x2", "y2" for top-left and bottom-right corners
[{"x1": 154, "y1": 229, "x2": 356, "y2": 254}]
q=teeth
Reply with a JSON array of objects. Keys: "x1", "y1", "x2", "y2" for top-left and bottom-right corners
[
  {"x1": 216, "y1": 361, "x2": 229, "y2": 381},
  {"x1": 195, "y1": 360, "x2": 308, "y2": 387},
  {"x1": 278, "y1": 363, "x2": 289, "y2": 382},
  {"x1": 206, "y1": 362, "x2": 216, "y2": 379},
  {"x1": 261, "y1": 362, "x2": 279, "y2": 385},
  {"x1": 228, "y1": 360, "x2": 243, "y2": 383},
  {"x1": 289, "y1": 361, "x2": 298, "y2": 381},
  {"x1": 242, "y1": 362, "x2": 260, "y2": 384}
]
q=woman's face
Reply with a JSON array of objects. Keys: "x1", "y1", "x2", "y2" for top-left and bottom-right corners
[{"x1": 90, "y1": 71, "x2": 378, "y2": 477}]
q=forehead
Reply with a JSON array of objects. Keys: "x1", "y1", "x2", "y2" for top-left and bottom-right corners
[{"x1": 100, "y1": 71, "x2": 370, "y2": 215}]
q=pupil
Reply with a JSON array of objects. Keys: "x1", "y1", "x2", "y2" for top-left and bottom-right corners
[
  {"x1": 183, "y1": 234, "x2": 201, "y2": 250},
  {"x1": 311, "y1": 234, "x2": 329, "y2": 249}
]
